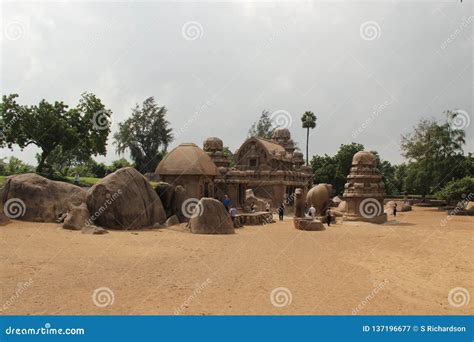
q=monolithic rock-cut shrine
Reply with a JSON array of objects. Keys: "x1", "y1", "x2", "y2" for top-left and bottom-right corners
[
  {"x1": 342, "y1": 151, "x2": 387, "y2": 224},
  {"x1": 155, "y1": 128, "x2": 313, "y2": 209}
]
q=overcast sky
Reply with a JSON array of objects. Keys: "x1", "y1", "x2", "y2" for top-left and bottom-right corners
[{"x1": 1, "y1": 0, "x2": 472, "y2": 166}]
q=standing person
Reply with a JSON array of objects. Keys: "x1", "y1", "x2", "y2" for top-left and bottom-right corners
[
  {"x1": 73, "y1": 172, "x2": 80, "y2": 186},
  {"x1": 393, "y1": 203, "x2": 397, "y2": 217},
  {"x1": 308, "y1": 205, "x2": 316, "y2": 219},
  {"x1": 326, "y1": 209, "x2": 332, "y2": 227},
  {"x1": 223, "y1": 195, "x2": 231, "y2": 211},
  {"x1": 278, "y1": 203, "x2": 284, "y2": 221},
  {"x1": 229, "y1": 207, "x2": 237, "y2": 226},
  {"x1": 265, "y1": 202, "x2": 270, "y2": 212}
]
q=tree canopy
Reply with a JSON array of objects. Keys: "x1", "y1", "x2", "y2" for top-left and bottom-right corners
[
  {"x1": 113, "y1": 97, "x2": 172, "y2": 173},
  {"x1": 248, "y1": 110, "x2": 275, "y2": 139},
  {"x1": 0, "y1": 93, "x2": 111, "y2": 175},
  {"x1": 401, "y1": 111, "x2": 469, "y2": 197}
]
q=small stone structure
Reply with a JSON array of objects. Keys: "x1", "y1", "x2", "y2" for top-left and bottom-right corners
[
  {"x1": 236, "y1": 212, "x2": 273, "y2": 225},
  {"x1": 294, "y1": 188, "x2": 305, "y2": 218},
  {"x1": 343, "y1": 151, "x2": 387, "y2": 224},
  {"x1": 293, "y1": 217, "x2": 325, "y2": 231}
]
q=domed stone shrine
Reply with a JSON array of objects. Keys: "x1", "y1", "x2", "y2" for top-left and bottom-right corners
[
  {"x1": 156, "y1": 130, "x2": 313, "y2": 208},
  {"x1": 342, "y1": 151, "x2": 387, "y2": 224},
  {"x1": 156, "y1": 143, "x2": 218, "y2": 200}
]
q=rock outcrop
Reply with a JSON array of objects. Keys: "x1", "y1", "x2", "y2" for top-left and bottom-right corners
[
  {"x1": 189, "y1": 198, "x2": 235, "y2": 234},
  {"x1": 0, "y1": 173, "x2": 86, "y2": 222},
  {"x1": 306, "y1": 184, "x2": 333, "y2": 215},
  {"x1": 86, "y1": 167, "x2": 166, "y2": 229}
]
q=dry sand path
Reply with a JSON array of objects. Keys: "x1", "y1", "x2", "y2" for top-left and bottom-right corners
[{"x1": 1, "y1": 207, "x2": 472, "y2": 315}]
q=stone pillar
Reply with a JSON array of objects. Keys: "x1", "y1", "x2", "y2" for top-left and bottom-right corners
[{"x1": 343, "y1": 151, "x2": 387, "y2": 224}]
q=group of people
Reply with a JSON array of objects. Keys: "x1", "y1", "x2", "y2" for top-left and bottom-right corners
[{"x1": 221, "y1": 195, "x2": 334, "y2": 226}]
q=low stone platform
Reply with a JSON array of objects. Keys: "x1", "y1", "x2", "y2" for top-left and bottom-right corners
[
  {"x1": 236, "y1": 212, "x2": 274, "y2": 226},
  {"x1": 293, "y1": 217, "x2": 326, "y2": 231}
]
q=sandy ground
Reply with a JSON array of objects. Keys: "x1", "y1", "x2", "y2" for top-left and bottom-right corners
[{"x1": 0, "y1": 207, "x2": 472, "y2": 315}]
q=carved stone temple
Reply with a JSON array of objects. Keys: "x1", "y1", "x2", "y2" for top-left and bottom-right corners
[
  {"x1": 155, "y1": 128, "x2": 313, "y2": 209},
  {"x1": 342, "y1": 151, "x2": 387, "y2": 224}
]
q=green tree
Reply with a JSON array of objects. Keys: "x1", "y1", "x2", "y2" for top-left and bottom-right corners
[
  {"x1": 248, "y1": 110, "x2": 275, "y2": 139},
  {"x1": 301, "y1": 111, "x2": 317, "y2": 165},
  {"x1": 114, "y1": 97, "x2": 172, "y2": 173},
  {"x1": 0, "y1": 156, "x2": 34, "y2": 176},
  {"x1": 401, "y1": 111, "x2": 467, "y2": 198},
  {"x1": 0, "y1": 93, "x2": 111, "y2": 175},
  {"x1": 222, "y1": 146, "x2": 236, "y2": 167},
  {"x1": 311, "y1": 143, "x2": 365, "y2": 194},
  {"x1": 435, "y1": 177, "x2": 474, "y2": 204},
  {"x1": 107, "y1": 158, "x2": 133, "y2": 174}
]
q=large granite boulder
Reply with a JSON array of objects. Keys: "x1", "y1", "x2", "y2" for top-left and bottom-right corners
[
  {"x1": 86, "y1": 167, "x2": 166, "y2": 229},
  {"x1": 0, "y1": 173, "x2": 86, "y2": 222},
  {"x1": 63, "y1": 203, "x2": 90, "y2": 230},
  {"x1": 385, "y1": 200, "x2": 412, "y2": 213},
  {"x1": 306, "y1": 184, "x2": 333, "y2": 215},
  {"x1": 189, "y1": 198, "x2": 235, "y2": 234},
  {"x1": 155, "y1": 182, "x2": 177, "y2": 218}
]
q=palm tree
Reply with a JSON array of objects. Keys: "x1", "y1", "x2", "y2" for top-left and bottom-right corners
[{"x1": 301, "y1": 111, "x2": 317, "y2": 165}]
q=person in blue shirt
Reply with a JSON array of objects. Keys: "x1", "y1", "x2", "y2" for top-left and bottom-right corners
[{"x1": 223, "y1": 195, "x2": 231, "y2": 211}]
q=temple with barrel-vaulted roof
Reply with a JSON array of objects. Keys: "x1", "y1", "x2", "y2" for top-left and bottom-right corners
[{"x1": 155, "y1": 128, "x2": 313, "y2": 209}]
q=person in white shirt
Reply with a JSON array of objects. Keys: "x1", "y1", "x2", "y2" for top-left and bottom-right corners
[{"x1": 308, "y1": 205, "x2": 316, "y2": 219}]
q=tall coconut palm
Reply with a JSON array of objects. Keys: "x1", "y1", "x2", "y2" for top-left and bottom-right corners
[{"x1": 301, "y1": 111, "x2": 317, "y2": 165}]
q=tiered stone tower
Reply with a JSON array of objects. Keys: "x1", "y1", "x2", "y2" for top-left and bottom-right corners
[
  {"x1": 343, "y1": 151, "x2": 387, "y2": 224},
  {"x1": 203, "y1": 137, "x2": 230, "y2": 168}
]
